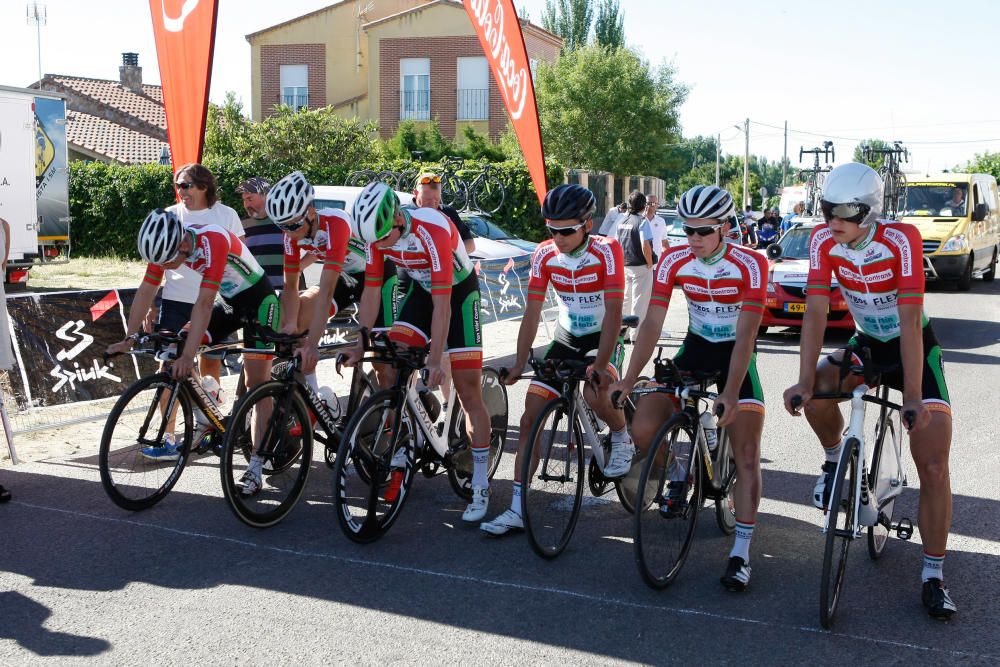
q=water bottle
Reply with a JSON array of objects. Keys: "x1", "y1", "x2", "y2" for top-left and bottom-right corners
[
  {"x1": 700, "y1": 411, "x2": 718, "y2": 452},
  {"x1": 195, "y1": 376, "x2": 223, "y2": 426},
  {"x1": 318, "y1": 386, "x2": 341, "y2": 421}
]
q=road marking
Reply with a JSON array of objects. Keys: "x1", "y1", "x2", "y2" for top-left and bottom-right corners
[{"x1": 11, "y1": 500, "x2": 994, "y2": 661}]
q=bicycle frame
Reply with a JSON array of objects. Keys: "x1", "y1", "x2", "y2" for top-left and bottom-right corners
[{"x1": 403, "y1": 370, "x2": 461, "y2": 460}]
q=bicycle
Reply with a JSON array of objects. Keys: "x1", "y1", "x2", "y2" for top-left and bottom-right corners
[
  {"x1": 218, "y1": 326, "x2": 378, "y2": 528},
  {"x1": 332, "y1": 329, "x2": 508, "y2": 543},
  {"x1": 628, "y1": 351, "x2": 738, "y2": 589},
  {"x1": 466, "y1": 160, "x2": 506, "y2": 214},
  {"x1": 790, "y1": 345, "x2": 915, "y2": 629},
  {"x1": 99, "y1": 331, "x2": 246, "y2": 511},
  {"x1": 437, "y1": 156, "x2": 469, "y2": 210},
  {"x1": 798, "y1": 142, "x2": 835, "y2": 216},
  {"x1": 345, "y1": 169, "x2": 401, "y2": 189},
  {"x1": 861, "y1": 141, "x2": 909, "y2": 220}
]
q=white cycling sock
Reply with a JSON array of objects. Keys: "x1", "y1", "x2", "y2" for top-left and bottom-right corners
[
  {"x1": 729, "y1": 519, "x2": 755, "y2": 562},
  {"x1": 823, "y1": 442, "x2": 842, "y2": 463},
  {"x1": 510, "y1": 481, "x2": 523, "y2": 516},
  {"x1": 922, "y1": 551, "x2": 945, "y2": 582},
  {"x1": 611, "y1": 427, "x2": 630, "y2": 445},
  {"x1": 471, "y1": 445, "x2": 489, "y2": 488}
]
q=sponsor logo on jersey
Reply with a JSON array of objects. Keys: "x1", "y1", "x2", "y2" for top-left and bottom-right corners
[
  {"x1": 551, "y1": 272, "x2": 599, "y2": 286},
  {"x1": 531, "y1": 243, "x2": 555, "y2": 278},
  {"x1": 810, "y1": 227, "x2": 833, "y2": 270},
  {"x1": 416, "y1": 225, "x2": 442, "y2": 273},
  {"x1": 881, "y1": 227, "x2": 912, "y2": 276},
  {"x1": 591, "y1": 238, "x2": 618, "y2": 276}
]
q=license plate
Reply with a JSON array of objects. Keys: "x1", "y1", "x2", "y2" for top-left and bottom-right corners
[{"x1": 785, "y1": 303, "x2": 807, "y2": 313}]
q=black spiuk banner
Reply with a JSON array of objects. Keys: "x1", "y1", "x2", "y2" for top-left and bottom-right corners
[{"x1": 5, "y1": 289, "x2": 145, "y2": 409}]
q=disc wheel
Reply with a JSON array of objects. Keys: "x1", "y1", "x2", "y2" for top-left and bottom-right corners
[
  {"x1": 446, "y1": 367, "x2": 509, "y2": 499},
  {"x1": 220, "y1": 380, "x2": 313, "y2": 528},
  {"x1": 99, "y1": 373, "x2": 193, "y2": 511},
  {"x1": 633, "y1": 418, "x2": 702, "y2": 589},
  {"x1": 332, "y1": 390, "x2": 418, "y2": 543},
  {"x1": 713, "y1": 428, "x2": 737, "y2": 535},
  {"x1": 867, "y1": 414, "x2": 898, "y2": 560},
  {"x1": 522, "y1": 396, "x2": 584, "y2": 559},
  {"x1": 820, "y1": 439, "x2": 859, "y2": 629}
]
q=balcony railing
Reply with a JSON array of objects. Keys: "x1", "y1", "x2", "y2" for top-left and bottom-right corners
[
  {"x1": 282, "y1": 92, "x2": 309, "y2": 111},
  {"x1": 457, "y1": 88, "x2": 489, "y2": 120},
  {"x1": 400, "y1": 90, "x2": 430, "y2": 120}
]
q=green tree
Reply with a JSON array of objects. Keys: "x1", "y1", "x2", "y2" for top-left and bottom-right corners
[
  {"x1": 853, "y1": 138, "x2": 892, "y2": 171},
  {"x1": 383, "y1": 119, "x2": 455, "y2": 162},
  {"x1": 541, "y1": 0, "x2": 594, "y2": 51},
  {"x1": 660, "y1": 135, "x2": 720, "y2": 202},
  {"x1": 962, "y1": 151, "x2": 1000, "y2": 181},
  {"x1": 535, "y1": 45, "x2": 687, "y2": 175},
  {"x1": 593, "y1": 0, "x2": 624, "y2": 48}
]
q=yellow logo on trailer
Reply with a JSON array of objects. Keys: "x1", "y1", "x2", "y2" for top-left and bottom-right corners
[{"x1": 35, "y1": 117, "x2": 55, "y2": 181}]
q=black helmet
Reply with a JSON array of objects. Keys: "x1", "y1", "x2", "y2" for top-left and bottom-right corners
[{"x1": 541, "y1": 184, "x2": 597, "y2": 221}]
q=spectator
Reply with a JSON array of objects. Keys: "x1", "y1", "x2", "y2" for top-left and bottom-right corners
[
  {"x1": 941, "y1": 187, "x2": 966, "y2": 214},
  {"x1": 616, "y1": 190, "x2": 656, "y2": 334},
  {"x1": 781, "y1": 201, "x2": 805, "y2": 235},
  {"x1": 237, "y1": 177, "x2": 292, "y2": 293},
  {"x1": 599, "y1": 201, "x2": 627, "y2": 236},
  {"x1": 643, "y1": 194, "x2": 669, "y2": 252},
  {"x1": 0, "y1": 217, "x2": 11, "y2": 503},
  {"x1": 410, "y1": 172, "x2": 475, "y2": 254},
  {"x1": 757, "y1": 209, "x2": 780, "y2": 247},
  {"x1": 156, "y1": 163, "x2": 245, "y2": 385}
]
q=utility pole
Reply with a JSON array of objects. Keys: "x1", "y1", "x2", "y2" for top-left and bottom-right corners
[
  {"x1": 782, "y1": 120, "x2": 788, "y2": 188},
  {"x1": 26, "y1": 2, "x2": 47, "y2": 84},
  {"x1": 715, "y1": 133, "x2": 721, "y2": 186},
  {"x1": 742, "y1": 118, "x2": 750, "y2": 208}
]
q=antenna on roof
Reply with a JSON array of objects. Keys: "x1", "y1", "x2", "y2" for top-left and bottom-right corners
[
  {"x1": 354, "y1": 1, "x2": 376, "y2": 72},
  {"x1": 26, "y1": 2, "x2": 47, "y2": 84}
]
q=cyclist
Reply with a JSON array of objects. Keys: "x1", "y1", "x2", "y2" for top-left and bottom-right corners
[
  {"x1": 341, "y1": 181, "x2": 493, "y2": 523},
  {"x1": 781, "y1": 162, "x2": 957, "y2": 619},
  {"x1": 266, "y1": 172, "x2": 396, "y2": 395},
  {"x1": 480, "y1": 184, "x2": 630, "y2": 536},
  {"x1": 105, "y1": 210, "x2": 279, "y2": 494},
  {"x1": 612, "y1": 185, "x2": 767, "y2": 592}
]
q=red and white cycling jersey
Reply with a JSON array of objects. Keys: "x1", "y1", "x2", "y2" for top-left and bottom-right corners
[
  {"x1": 527, "y1": 236, "x2": 625, "y2": 337},
  {"x1": 806, "y1": 221, "x2": 925, "y2": 342},
  {"x1": 144, "y1": 224, "x2": 265, "y2": 299},
  {"x1": 364, "y1": 207, "x2": 473, "y2": 294},
  {"x1": 651, "y1": 243, "x2": 767, "y2": 343},
  {"x1": 282, "y1": 208, "x2": 364, "y2": 276}
]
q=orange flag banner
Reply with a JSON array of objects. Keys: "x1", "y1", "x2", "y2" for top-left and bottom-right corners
[
  {"x1": 149, "y1": 0, "x2": 219, "y2": 171},
  {"x1": 463, "y1": 0, "x2": 548, "y2": 205}
]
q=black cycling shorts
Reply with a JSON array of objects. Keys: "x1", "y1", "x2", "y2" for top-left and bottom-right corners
[
  {"x1": 206, "y1": 278, "x2": 280, "y2": 353},
  {"x1": 389, "y1": 273, "x2": 482, "y2": 371},
  {"x1": 662, "y1": 333, "x2": 764, "y2": 412},
  {"x1": 528, "y1": 327, "x2": 625, "y2": 399}
]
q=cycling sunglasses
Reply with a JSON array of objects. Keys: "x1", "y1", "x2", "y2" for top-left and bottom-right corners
[
  {"x1": 417, "y1": 174, "x2": 442, "y2": 185},
  {"x1": 175, "y1": 181, "x2": 197, "y2": 190},
  {"x1": 683, "y1": 223, "x2": 726, "y2": 237},
  {"x1": 546, "y1": 221, "x2": 587, "y2": 236},
  {"x1": 820, "y1": 201, "x2": 870, "y2": 223},
  {"x1": 277, "y1": 214, "x2": 307, "y2": 232}
]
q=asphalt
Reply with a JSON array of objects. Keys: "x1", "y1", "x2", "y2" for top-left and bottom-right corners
[{"x1": 1, "y1": 280, "x2": 999, "y2": 665}]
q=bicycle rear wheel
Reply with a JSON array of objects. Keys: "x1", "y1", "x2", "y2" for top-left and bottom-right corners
[
  {"x1": 521, "y1": 396, "x2": 584, "y2": 559},
  {"x1": 346, "y1": 169, "x2": 377, "y2": 187},
  {"x1": 867, "y1": 410, "x2": 898, "y2": 560},
  {"x1": 220, "y1": 380, "x2": 313, "y2": 528},
  {"x1": 332, "y1": 390, "x2": 418, "y2": 543},
  {"x1": 634, "y1": 417, "x2": 702, "y2": 589},
  {"x1": 713, "y1": 428, "x2": 737, "y2": 535},
  {"x1": 471, "y1": 176, "x2": 506, "y2": 214},
  {"x1": 99, "y1": 373, "x2": 194, "y2": 511},
  {"x1": 441, "y1": 174, "x2": 468, "y2": 210},
  {"x1": 820, "y1": 438, "x2": 859, "y2": 629},
  {"x1": 447, "y1": 367, "x2": 509, "y2": 498}
]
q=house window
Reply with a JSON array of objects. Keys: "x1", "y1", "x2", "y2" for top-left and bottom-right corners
[
  {"x1": 457, "y1": 56, "x2": 488, "y2": 120},
  {"x1": 400, "y1": 58, "x2": 430, "y2": 120},
  {"x1": 280, "y1": 64, "x2": 309, "y2": 111},
  {"x1": 529, "y1": 58, "x2": 539, "y2": 84}
]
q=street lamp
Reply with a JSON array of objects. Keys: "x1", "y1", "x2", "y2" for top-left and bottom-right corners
[{"x1": 733, "y1": 120, "x2": 750, "y2": 208}]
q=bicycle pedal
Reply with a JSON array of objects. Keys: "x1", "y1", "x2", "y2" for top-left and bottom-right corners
[{"x1": 894, "y1": 517, "x2": 914, "y2": 540}]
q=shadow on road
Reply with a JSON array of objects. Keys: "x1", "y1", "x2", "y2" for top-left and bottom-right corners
[{"x1": 0, "y1": 591, "x2": 110, "y2": 657}]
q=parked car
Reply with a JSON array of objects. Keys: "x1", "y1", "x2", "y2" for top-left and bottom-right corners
[
  {"x1": 760, "y1": 219, "x2": 854, "y2": 333},
  {"x1": 658, "y1": 209, "x2": 689, "y2": 248},
  {"x1": 460, "y1": 211, "x2": 538, "y2": 254}
]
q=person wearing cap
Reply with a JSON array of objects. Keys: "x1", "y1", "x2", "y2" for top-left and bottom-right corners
[
  {"x1": 409, "y1": 172, "x2": 475, "y2": 254},
  {"x1": 237, "y1": 177, "x2": 293, "y2": 293}
]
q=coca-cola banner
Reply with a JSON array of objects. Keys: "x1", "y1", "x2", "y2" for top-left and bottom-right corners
[
  {"x1": 149, "y1": 0, "x2": 220, "y2": 169},
  {"x1": 463, "y1": 0, "x2": 548, "y2": 204}
]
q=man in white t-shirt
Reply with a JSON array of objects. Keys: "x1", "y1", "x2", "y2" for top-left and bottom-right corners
[
  {"x1": 152, "y1": 163, "x2": 245, "y2": 383},
  {"x1": 643, "y1": 194, "x2": 668, "y2": 252}
]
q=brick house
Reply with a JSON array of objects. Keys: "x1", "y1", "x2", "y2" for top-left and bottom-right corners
[
  {"x1": 32, "y1": 53, "x2": 169, "y2": 165},
  {"x1": 247, "y1": 0, "x2": 561, "y2": 140}
]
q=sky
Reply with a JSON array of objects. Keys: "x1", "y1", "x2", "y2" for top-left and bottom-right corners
[{"x1": 3, "y1": 0, "x2": 1000, "y2": 175}]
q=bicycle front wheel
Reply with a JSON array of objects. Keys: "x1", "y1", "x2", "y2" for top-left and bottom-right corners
[
  {"x1": 332, "y1": 390, "x2": 418, "y2": 543},
  {"x1": 634, "y1": 417, "x2": 702, "y2": 589},
  {"x1": 820, "y1": 438, "x2": 859, "y2": 629},
  {"x1": 441, "y1": 174, "x2": 468, "y2": 210},
  {"x1": 521, "y1": 396, "x2": 585, "y2": 559},
  {"x1": 99, "y1": 373, "x2": 194, "y2": 511},
  {"x1": 471, "y1": 177, "x2": 506, "y2": 214},
  {"x1": 447, "y1": 366, "x2": 509, "y2": 498},
  {"x1": 867, "y1": 411, "x2": 898, "y2": 560},
  {"x1": 220, "y1": 380, "x2": 313, "y2": 528},
  {"x1": 713, "y1": 428, "x2": 737, "y2": 535}
]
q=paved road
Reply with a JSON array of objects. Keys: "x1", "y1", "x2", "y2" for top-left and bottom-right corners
[{"x1": 2, "y1": 281, "x2": 999, "y2": 665}]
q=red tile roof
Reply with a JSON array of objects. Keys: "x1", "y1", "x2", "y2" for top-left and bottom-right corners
[
  {"x1": 65, "y1": 109, "x2": 168, "y2": 165},
  {"x1": 47, "y1": 74, "x2": 166, "y2": 128}
]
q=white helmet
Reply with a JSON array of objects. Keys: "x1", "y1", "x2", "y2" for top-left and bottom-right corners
[
  {"x1": 677, "y1": 185, "x2": 736, "y2": 221},
  {"x1": 266, "y1": 171, "x2": 314, "y2": 227},
  {"x1": 820, "y1": 162, "x2": 882, "y2": 224},
  {"x1": 138, "y1": 208, "x2": 184, "y2": 265},
  {"x1": 353, "y1": 181, "x2": 399, "y2": 243}
]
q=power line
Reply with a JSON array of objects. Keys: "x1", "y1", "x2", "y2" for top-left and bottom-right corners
[{"x1": 748, "y1": 120, "x2": 1000, "y2": 146}]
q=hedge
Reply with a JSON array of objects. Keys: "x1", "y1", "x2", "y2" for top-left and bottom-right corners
[{"x1": 68, "y1": 157, "x2": 565, "y2": 258}]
